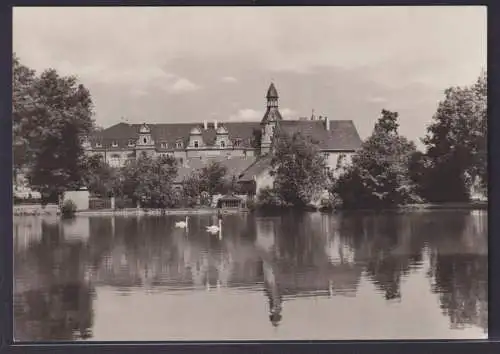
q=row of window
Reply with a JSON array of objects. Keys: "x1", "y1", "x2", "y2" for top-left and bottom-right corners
[
  {"x1": 96, "y1": 138, "x2": 243, "y2": 149},
  {"x1": 107, "y1": 154, "x2": 185, "y2": 168}
]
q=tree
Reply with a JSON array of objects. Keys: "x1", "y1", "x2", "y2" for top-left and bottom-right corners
[
  {"x1": 80, "y1": 154, "x2": 118, "y2": 197},
  {"x1": 422, "y1": 71, "x2": 487, "y2": 202},
  {"x1": 269, "y1": 129, "x2": 330, "y2": 207},
  {"x1": 198, "y1": 161, "x2": 227, "y2": 198},
  {"x1": 12, "y1": 55, "x2": 95, "y2": 200},
  {"x1": 121, "y1": 154, "x2": 178, "y2": 208},
  {"x1": 182, "y1": 172, "x2": 202, "y2": 207},
  {"x1": 334, "y1": 109, "x2": 419, "y2": 209},
  {"x1": 12, "y1": 54, "x2": 36, "y2": 174}
]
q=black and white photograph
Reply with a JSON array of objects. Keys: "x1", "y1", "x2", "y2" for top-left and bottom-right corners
[{"x1": 12, "y1": 6, "x2": 487, "y2": 341}]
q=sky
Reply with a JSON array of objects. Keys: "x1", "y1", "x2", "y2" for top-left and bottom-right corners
[{"x1": 13, "y1": 6, "x2": 486, "y2": 147}]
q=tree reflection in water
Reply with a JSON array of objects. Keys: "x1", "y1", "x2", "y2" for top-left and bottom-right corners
[
  {"x1": 13, "y1": 210, "x2": 488, "y2": 340},
  {"x1": 14, "y1": 219, "x2": 94, "y2": 341}
]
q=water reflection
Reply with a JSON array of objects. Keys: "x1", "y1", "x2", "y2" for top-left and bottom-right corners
[{"x1": 13, "y1": 210, "x2": 488, "y2": 341}]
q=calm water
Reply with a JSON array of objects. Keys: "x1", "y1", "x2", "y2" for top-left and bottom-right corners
[{"x1": 13, "y1": 210, "x2": 488, "y2": 341}]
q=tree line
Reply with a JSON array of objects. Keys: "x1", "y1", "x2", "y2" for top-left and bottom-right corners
[
  {"x1": 83, "y1": 152, "x2": 240, "y2": 208},
  {"x1": 13, "y1": 54, "x2": 487, "y2": 209}
]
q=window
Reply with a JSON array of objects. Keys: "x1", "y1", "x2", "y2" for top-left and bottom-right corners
[
  {"x1": 194, "y1": 140, "x2": 199, "y2": 148},
  {"x1": 176, "y1": 141, "x2": 183, "y2": 149},
  {"x1": 128, "y1": 139, "x2": 135, "y2": 147},
  {"x1": 143, "y1": 137, "x2": 148, "y2": 144},
  {"x1": 95, "y1": 142, "x2": 102, "y2": 148},
  {"x1": 112, "y1": 141, "x2": 118, "y2": 147},
  {"x1": 220, "y1": 140, "x2": 226, "y2": 148},
  {"x1": 109, "y1": 154, "x2": 121, "y2": 168},
  {"x1": 179, "y1": 157, "x2": 184, "y2": 164},
  {"x1": 161, "y1": 142, "x2": 167, "y2": 149},
  {"x1": 234, "y1": 139, "x2": 241, "y2": 147}
]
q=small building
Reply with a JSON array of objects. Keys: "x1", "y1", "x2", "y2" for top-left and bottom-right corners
[
  {"x1": 216, "y1": 195, "x2": 244, "y2": 209},
  {"x1": 237, "y1": 156, "x2": 274, "y2": 196}
]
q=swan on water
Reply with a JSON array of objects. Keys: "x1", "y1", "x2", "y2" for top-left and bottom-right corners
[
  {"x1": 175, "y1": 216, "x2": 189, "y2": 229},
  {"x1": 206, "y1": 219, "x2": 222, "y2": 235}
]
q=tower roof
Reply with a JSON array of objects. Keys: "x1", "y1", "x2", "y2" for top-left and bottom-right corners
[{"x1": 266, "y1": 83, "x2": 278, "y2": 99}]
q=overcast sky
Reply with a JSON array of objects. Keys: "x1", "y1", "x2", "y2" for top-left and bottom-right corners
[{"x1": 13, "y1": 6, "x2": 486, "y2": 147}]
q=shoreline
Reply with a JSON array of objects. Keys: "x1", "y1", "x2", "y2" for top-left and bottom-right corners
[{"x1": 13, "y1": 201, "x2": 487, "y2": 217}]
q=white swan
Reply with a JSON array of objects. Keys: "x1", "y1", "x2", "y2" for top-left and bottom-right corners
[
  {"x1": 175, "y1": 216, "x2": 189, "y2": 229},
  {"x1": 206, "y1": 219, "x2": 222, "y2": 235}
]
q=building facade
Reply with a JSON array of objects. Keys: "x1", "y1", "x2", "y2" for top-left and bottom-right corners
[{"x1": 84, "y1": 83, "x2": 363, "y2": 188}]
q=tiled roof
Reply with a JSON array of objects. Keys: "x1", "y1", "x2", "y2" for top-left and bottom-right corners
[
  {"x1": 238, "y1": 156, "x2": 273, "y2": 182},
  {"x1": 92, "y1": 122, "x2": 262, "y2": 149},
  {"x1": 173, "y1": 156, "x2": 257, "y2": 183},
  {"x1": 90, "y1": 119, "x2": 361, "y2": 152},
  {"x1": 280, "y1": 120, "x2": 362, "y2": 151}
]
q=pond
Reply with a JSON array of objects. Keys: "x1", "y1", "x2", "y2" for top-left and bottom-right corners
[{"x1": 13, "y1": 210, "x2": 488, "y2": 341}]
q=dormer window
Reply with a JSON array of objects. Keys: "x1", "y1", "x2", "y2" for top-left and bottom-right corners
[
  {"x1": 176, "y1": 140, "x2": 183, "y2": 149},
  {"x1": 143, "y1": 137, "x2": 148, "y2": 144},
  {"x1": 139, "y1": 123, "x2": 150, "y2": 134},
  {"x1": 190, "y1": 126, "x2": 202, "y2": 136},
  {"x1": 128, "y1": 139, "x2": 135, "y2": 147},
  {"x1": 234, "y1": 139, "x2": 241, "y2": 147},
  {"x1": 194, "y1": 140, "x2": 199, "y2": 148},
  {"x1": 161, "y1": 142, "x2": 167, "y2": 149},
  {"x1": 220, "y1": 140, "x2": 226, "y2": 148},
  {"x1": 112, "y1": 140, "x2": 118, "y2": 147}
]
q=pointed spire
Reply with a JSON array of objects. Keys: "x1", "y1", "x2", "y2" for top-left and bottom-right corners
[{"x1": 266, "y1": 82, "x2": 278, "y2": 99}]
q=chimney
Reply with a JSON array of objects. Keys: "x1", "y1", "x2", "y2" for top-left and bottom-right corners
[
  {"x1": 214, "y1": 120, "x2": 218, "y2": 130},
  {"x1": 324, "y1": 116, "x2": 330, "y2": 130},
  {"x1": 203, "y1": 120, "x2": 208, "y2": 130}
]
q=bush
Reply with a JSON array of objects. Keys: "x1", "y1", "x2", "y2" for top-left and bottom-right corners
[
  {"x1": 61, "y1": 199, "x2": 77, "y2": 218},
  {"x1": 246, "y1": 197, "x2": 257, "y2": 211},
  {"x1": 257, "y1": 187, "x2": 284, "y2": 209}
]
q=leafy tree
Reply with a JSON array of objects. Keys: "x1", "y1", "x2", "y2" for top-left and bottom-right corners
[
  {"x1": 334, "y1": 109, "x2": 419, "y2": 209},
  {"x1": 269, "y1": 129, "x2": 330, "y2": 207},
  {"x1": 80, "y1": 154, "x2": 118, "y2": 197},
  {"x1": 198, "y1": 161, "x2": 227, "y2": 198},
  {"x1": 408, "y1": 151, "x2": 432, "y2": 201},
  {"x1": 121, "y1": 154, "x2": 178, "y2": 208},
  {"x1": 257, "y1": 186, "x2": 284, "y2": 209},
  {"x1": 422, "y1": 71, "x2": 487, "y2": 202},
  {"x1": 182, "y1": 172, "x2": 202, "y2": 207},
  {"x1": 12, "y1": 54, "x2": 36, "y2": 174},
  {"x1": 12, "y1": 55, "x2": 95, "y2": 200}
]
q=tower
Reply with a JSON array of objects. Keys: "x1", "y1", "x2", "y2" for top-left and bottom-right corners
[
  {"x1": 260, "y1": 83, "x2": 283, "y2": 155},
  {"x1": 136, "y1": 123, "x2": 155, "y2": 158}
]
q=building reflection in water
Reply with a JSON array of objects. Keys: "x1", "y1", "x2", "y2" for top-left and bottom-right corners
[{"x1": 13, "y1": 210, "x2": 488, "y2": 340}]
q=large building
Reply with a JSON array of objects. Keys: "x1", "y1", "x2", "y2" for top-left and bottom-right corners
[{"x1": 84, "y1": 83, "x2": 362, "y2": 191}]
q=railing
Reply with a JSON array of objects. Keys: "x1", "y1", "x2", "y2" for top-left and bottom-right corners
[{"x1": 89, "y1": 197, "x2": 111, "y2": 210}]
